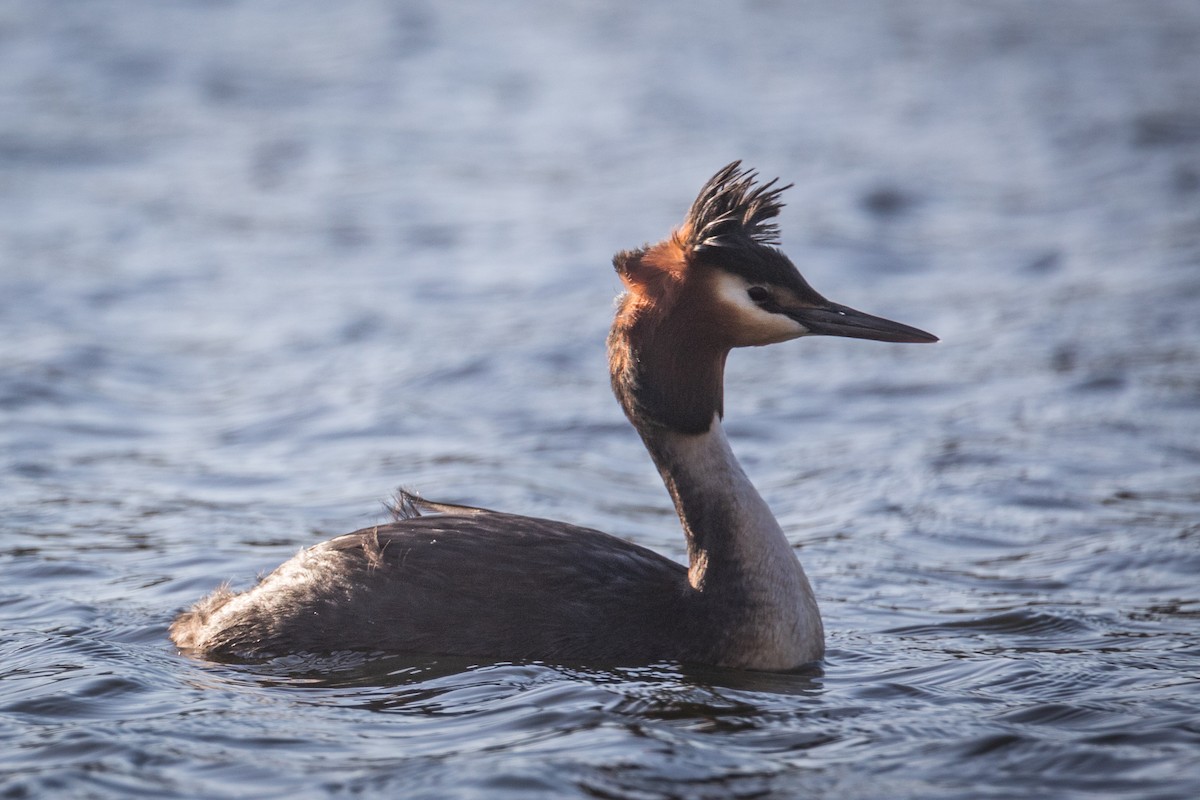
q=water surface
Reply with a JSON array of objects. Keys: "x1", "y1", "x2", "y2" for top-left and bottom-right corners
[{"x1": 2, "y1": 1, "x2": 1199, "y2": 797}]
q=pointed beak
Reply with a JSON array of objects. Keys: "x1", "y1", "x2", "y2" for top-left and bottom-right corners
[{"x1": 786, "y1": 302, "x2": 938, "y2": 344}]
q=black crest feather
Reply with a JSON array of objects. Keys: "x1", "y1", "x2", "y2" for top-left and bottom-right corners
[{"x1": 683, "y1": 161, "x2": 792, "y2": 251}]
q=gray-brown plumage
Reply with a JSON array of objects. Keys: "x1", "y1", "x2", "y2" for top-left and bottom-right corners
[{"x1": 172, "y1": 495, "x2": 717, "y2": 663}]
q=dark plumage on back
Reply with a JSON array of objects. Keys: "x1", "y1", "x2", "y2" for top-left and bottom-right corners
[{"x1": 172, "y1": 506, "x2": 707, "y2": 664}]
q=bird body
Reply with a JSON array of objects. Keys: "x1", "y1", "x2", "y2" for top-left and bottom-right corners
[{"x1": 171, "y1": 163, "x2": 936, "y2": 671}]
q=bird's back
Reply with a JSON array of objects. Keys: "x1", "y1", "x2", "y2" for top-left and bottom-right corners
[{"x1": 170, "y1": 507, "x2": 706, "y2": 663}]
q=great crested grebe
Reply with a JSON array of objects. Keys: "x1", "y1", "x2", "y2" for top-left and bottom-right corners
[{"x1": 171, "y1": 162, "x2": 937, "y2": 671}]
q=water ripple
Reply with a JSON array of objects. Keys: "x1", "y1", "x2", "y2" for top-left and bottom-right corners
[{"x1": 3, "y1": 1, "x2": 1200, "y2": 798}]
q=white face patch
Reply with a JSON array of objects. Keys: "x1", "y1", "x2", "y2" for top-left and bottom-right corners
[{"x1": 711, "y1": 272, "x2": 809, "y2": 346}]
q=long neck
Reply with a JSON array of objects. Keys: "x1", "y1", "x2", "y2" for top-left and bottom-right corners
[
  {"x1": 642, "y1": 421, "x2": 823, "y2": 668},
  {"x1": 609, "y1": 300, "x2": 824, "y2": 668}
]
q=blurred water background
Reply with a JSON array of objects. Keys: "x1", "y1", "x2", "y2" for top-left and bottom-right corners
[{"x1": 2, "y1": 1, "x2": 1199, "y2": 797}]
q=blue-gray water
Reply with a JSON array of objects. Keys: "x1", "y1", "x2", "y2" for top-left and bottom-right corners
[{"x1": 3, "y1": 1, "x2": 1199, "y2": 797}]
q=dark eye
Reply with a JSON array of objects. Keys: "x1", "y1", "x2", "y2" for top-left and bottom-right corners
[{"x1": 747, "y1": 286, "x2": 770, "y2": 303}]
